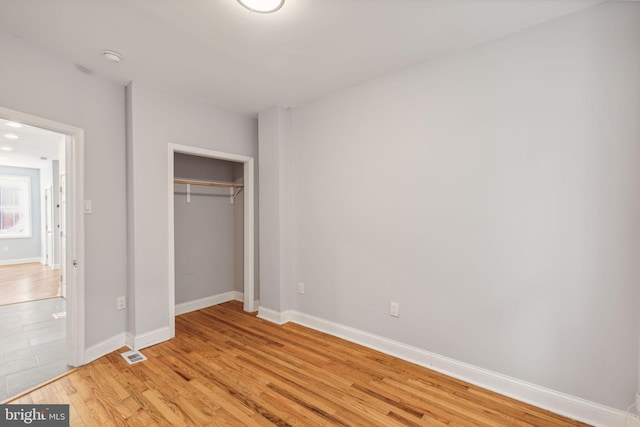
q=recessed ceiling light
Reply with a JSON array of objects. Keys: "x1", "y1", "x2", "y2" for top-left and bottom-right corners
[
  {"x1": 5, "y1": 122, "x2": 22, "y2": 128},
  {"x1": 237, "y1": 0, "x2": 284, "y2": 13},
  {"x1": 3, "y1": 134, "x2": 18, "y2": 140},
  {"x1": 1, "y1": 146, "x2": 13, "y2": 151},
  {"x1": 102, "y1": 50, "x2": 122, "y2": 63}
]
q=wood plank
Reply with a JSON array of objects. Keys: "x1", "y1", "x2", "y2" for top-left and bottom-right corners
[
  {"x1": 0, "y1": 263, "x2": 60, "y2": 306},
  {"x1": 174, "y1": 178, "x2": 244, "y2": 189},
  {"x1": 6, "y1": 300, "x2": 592, "y2": 426}
]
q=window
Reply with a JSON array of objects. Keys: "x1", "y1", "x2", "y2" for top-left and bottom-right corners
[{"x1": 0, "y1": 175, "x2": 31, "y2": 238}]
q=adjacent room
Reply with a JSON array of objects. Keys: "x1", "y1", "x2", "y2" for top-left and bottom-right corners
[
  {"x1": 0, "y1": 0, "x2": 638, "y2": 426},
  {"x1": 0, "y1": 118, "x2": 68, "y2": 400}
]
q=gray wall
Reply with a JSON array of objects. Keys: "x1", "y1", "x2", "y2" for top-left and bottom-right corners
[
  {"x1": 0, "y1": 166, "x2": 41, "y2": 261},
  {"x1": 278, "y1": 2, "x2": 640, "y2": 410},
  {"x1": 0, "y1": 30, "x2": 128, "y2": 348},
  {"x1": 127, "y1": 82, "x2": 257, "y2": 335},
  {"x1": 258, "y1": 107, "x2": 291, "y2": 312},
  {"x1": 173, "y1": 154, "x2": 243, "y2": 304}
]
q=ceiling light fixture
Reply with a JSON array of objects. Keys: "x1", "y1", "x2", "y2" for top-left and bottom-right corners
[
  {"x1": 1, "y1": 147, "x2": 13, "y2": 151},
  {"x1": 5, "y1": 122, "x2": 22, "y2": 128},
  {"x1": 3, "y1": 134, "x2": 18, "y2": 139},
  {"x1": 237, "y1": 0, "x2": 284, "y2": 13},
  {"x1": 102, "y1": 50, "x2": 122, "y2": 63}
]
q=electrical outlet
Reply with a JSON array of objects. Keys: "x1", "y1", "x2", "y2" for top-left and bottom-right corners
[
  {"x1": 117, "y1": 296, "x2": 126, "y2": 310},
  {"x1": 297, "y1": 282, "x2": 305, "y2": 294},
  {"x1": 390, "y1": 301, "x2": 399, "y2": 317}
]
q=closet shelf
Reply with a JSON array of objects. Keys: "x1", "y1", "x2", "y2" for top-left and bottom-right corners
[{"x1": 174, "y1": 178, "x2": 244, "y2": 189}]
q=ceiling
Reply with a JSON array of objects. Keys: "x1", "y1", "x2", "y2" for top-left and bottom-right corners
[
  {"x1": 0, "y1": 119, "x2": 62, "y2": 168},
  {"x1": 0, "y1": 0, "x2": 607, "y2": 115}
]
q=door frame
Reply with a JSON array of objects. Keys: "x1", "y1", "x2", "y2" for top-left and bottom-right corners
[
  {"x1": 44, "y1": 186, "x2": 53, "y2": 268},
  {"x1": 167, "y1": 143, "x2": 255, "y2": 336},
  {"x1": 0, "y1": 106, "x2": 85, "y2": 367},
  {"x1": 59, "y1": 172, "x2": 67, "y2": 299}
]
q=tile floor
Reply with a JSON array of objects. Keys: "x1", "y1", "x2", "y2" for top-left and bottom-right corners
[{"x1": 0, "y1": 297, "x2": 69, "y2": 401}]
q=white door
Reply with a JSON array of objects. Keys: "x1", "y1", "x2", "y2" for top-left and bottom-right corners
[
  {"x1": 59, "y1": 173, "x2": 67, "y2": 299},
  {"x1": 44, "y1": 187, "x2": 54, "y2": 268}
]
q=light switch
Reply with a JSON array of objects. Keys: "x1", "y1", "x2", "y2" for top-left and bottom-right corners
[{"x1": 84, "y1": 199, "x2": 92, "y2": 214}]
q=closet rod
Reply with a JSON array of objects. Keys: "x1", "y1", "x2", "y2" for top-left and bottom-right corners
[{"x1": 174, "y1": 178, "x2": 244, "y2": 189}]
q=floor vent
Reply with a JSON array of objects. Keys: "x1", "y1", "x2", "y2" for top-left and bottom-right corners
[
  {"x1": 121, "y1": 350, "x2": 147, "y2": 365},
  {"x1": 52, "y1": 312, "x2": 67, "y2": 319}
]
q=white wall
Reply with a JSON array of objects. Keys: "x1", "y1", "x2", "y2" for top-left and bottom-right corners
[
  {"x1": 127, "y1": 83, "x2": 257, "y2": 337},
  {"x1": 0, "y1": 30, "x2": 128, "y2": 348},
  {"x1": 283, "y1": 2, "x2": 640, "y2": 411}
]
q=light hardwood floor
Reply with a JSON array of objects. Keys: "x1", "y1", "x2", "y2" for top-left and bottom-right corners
[
  {"x1": 9, "y1": 301, "x2": 590, "y2": 426},
  {"x1": 0, "y1": 263, "x2": 60, "y2": 306}
]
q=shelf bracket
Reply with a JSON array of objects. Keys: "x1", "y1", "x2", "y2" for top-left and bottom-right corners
[{"x1": 231, "y1": 187, "x2": 243, "y2": 204}]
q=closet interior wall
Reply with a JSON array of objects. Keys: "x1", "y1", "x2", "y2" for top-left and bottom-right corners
[{"x1": 173, "y1": 153, "x2": 244, "y2": 306}]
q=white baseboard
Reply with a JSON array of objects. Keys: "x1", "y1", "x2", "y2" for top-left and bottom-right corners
[
  {"x1": 175, "y1": 291, "x2": 243, "y2": 316},
  {"x1": 257, "y1": 307, "x2": 292, "y2": 325},
  {"x1": 130, "y1": 326, "x2": 173, "y2": 351},
  {"x1": 83, "y1": 333, "x2": 126, "y2": 364},
  {"x1": 83, "y1": 327, "x2": 173, "y2": 363},
  {"x1": 259, "y1": 309, "x2": 638, "y2": 427},
  {"x1": 0, "y1": 257, "x2": 42, "y2": 266}
]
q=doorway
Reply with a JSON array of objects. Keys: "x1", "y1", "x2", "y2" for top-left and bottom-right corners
[
  {"x1": 168, "y1": 143, "x2": 255, "y2": 338},
  {"x1": 0, "y1": 106, "x2": 84, "y2": 400}
]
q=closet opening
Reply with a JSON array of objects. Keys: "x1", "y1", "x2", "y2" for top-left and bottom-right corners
[{"x1": 167, "y1": 144, "x2": 255, "y2": 337}]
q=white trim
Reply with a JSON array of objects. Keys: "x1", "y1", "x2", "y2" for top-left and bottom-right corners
[
  {"x1": 83, "y1": 333, "x2": 126, "y2": 364},
  {"x1": 0, "y1": 257, "x2": 42, "y2": 266},
  {"x1": 0, "y1": 106, "x2": 85, "y2": 368},
  {"x1": 259, "y1": 309, "x2": 638, "y2": 427},
  {"x1": 168, "y1": 143, "x2": 256, "y2": 341},
  {"x1": 257, "y1": 307, "x2": 292, "y2": 325},
  {"x1": 290, "y1": 311, "x2": 433, "y2": 367},
  {"x1": 84, "y1": 327, "x2": 176, "y2": 362},
  {"x1": 129, "y1": 326, "x2": 173, "y2": 351},
  {"x1": 167, "y1": 148, "x2": 176, "y2": 341},
  {"x1": 427, "y1": 353, "x2": 637, "y2": 427},
  {"x1": 175, "y1": 291, "x2": 243, "y2": 315}
]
